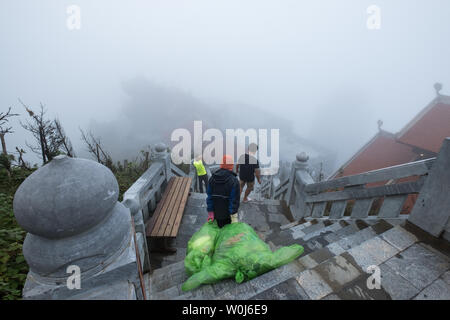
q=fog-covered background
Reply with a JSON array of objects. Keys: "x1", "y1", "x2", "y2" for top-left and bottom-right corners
[{"x1": 1, "y1": 0, "x2": 450, "y2": 176}]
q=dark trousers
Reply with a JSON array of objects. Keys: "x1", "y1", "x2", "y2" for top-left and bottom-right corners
[
  {"x1": 198, "y1": 174, "x2": 208, "y2": 193},
  {"x1": 216, "y1": 216, "x2": 231, "y2": 228}
]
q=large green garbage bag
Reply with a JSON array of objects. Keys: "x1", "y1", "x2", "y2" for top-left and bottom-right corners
[
  {"x1": 182, "y1": 222, "x2": 304, "y2": 292},
  {"x1": 184, "y1": 220, "x2": 221, "y2": 276}
]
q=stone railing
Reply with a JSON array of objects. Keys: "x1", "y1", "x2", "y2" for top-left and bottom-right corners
[
  {"x1": 273, "y1": 177, "x2": 290, "y2": 200},
  {"x1": 122, "y1": 142, "x2": 177, "y2": 273},
  {"x1": 281, "y1": 138, "x2": 450, "y2": 240}
]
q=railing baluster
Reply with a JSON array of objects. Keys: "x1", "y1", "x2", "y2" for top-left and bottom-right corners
[
  {"x1": 378, "y1": 195, "x2": 407, "y2": 218},
  {"x1": 350, "y1": 198, "x2": 374, "y2": 219},
  {"x1": 311, "y1": 202, "x2": 326, "y2": 218},
  {"x1": 329, "y1": 200, "x2": 347, "y2": 219}
]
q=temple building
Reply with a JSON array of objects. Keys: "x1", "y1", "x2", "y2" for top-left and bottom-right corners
[
  {"x1": 330, "y1": 83, "x2": 450, "y2": 180},
  {"x1": 328, "y1": 83, "x2": 450, "y2": 214}
]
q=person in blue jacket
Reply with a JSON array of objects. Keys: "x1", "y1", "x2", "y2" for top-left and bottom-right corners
[{"x1": 206, "y1": 154, "x2": 240, "y2": 228}]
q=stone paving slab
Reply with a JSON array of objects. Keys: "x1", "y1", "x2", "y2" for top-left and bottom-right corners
[
  {"x1": 442, "y1": 270, "x2": 450, "y2": 285},
  {"x1": 336, "y1": 227, "x2": 378, "y2": 250},
  {"x1": 302, "y1": 223, "x2": 345, "y2": 241},
  {"x1": 181, "y1": 284, "x2": 215, "y2": 300},
  {"x1": 323, "y1": 232, "x2": 342, "y2": 244},
  {"x1": 298, "y1": 255, "x2": 319, "y2": 269},
  {"x1": 250, "y1": 278, "x2": 310, "y2": 300},
  {"x1": 384, "y1": 243, "x2": 450, "y2": 291},
  {"x1": 335, "y1": 275, "x2": 392, "y2": 300},
  {"x1": 334, "y1": 224, "x2": 360, "y2": 238},
  {"x1": 367, "y1": 219, "x2": 393, "y2": 235},
  {"x1": 307, "y1": 247, "x2": 335, "y2": 265},
  {"x1": 347, "y1": 236, "x2": 399, "y2": 270},
  {"x1": 216, "y1": 280, "x2": 258, "y2": 300},
  {"x1": 413, "y1": 278, "x2": 450, "y2": 300},
  {"x1": 248, "y1": 269, "x2": 289, "y2": 295},
  {"x1": 300, "y1": 222, "x2": 326, "y2": 236},
  {"x1": 326, "y1": 242, "x2": 346, "y2": 256},
  {"x1": 292, "y1": 229, "x2": 306, "y2": 240},
  {"x1": 150, "y1": 284, "x2": 179, "y2": 300},
  {"x1": 296, "y1": 269, "x2": 333, "y2": 300},
  {"x1": 380, "y1": 225, "x2": 418, "y2": 251},
  {"x1": 379, "y1": 263, "x2": 421, "y2": 300},
  {"x1": 314, "y1": 255, "x2": 362, "y2": 293}
]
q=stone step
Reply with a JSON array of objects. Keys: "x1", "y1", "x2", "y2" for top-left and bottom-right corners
[
  {"x1": 256, "y1": 223, "x2": 414, "y2": 300},
  {"x1": 207, "y1": 221, "x2": 398, "y2": 300},
  {"x1": 150, "y1": 220, "x2": 394, "y2": 299},
  {"x1": 148, "y1": 218, "x2": 450, "y2": 300}
]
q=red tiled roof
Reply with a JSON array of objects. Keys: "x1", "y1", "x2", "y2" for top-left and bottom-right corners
[
  {"x1": 331, "y1": 131, "x2": 417, "y2": 179},
  {"x1": 397, "y1": 98, "x2": 450, "y2": 153}
]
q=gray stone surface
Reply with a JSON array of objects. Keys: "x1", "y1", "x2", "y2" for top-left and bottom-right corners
[
  {"x1": 384, "y1": 243, "x2": 450, "y2": 291},
  {"x1": 298, "y1": 255, "x2": 318, "y2": 269},
  {"x1": 336, "y1": 227, "x2": 377, "y2": 250},
  {"x1": 335, "y1": 276, "x2": 392, "y2": 300},
  {"x1": 250, "y1": 278, "x2": 310, "y2": 300},
  {"x1": 442, "y1": 270, "x2": 450, "y2": 285},
  {"x1": 380, "y1": 226, "x2": 418, "y2": 251},
  {"x1": 307, "y1": 247, "x2": 335, "y2": 265},
  {"x1": 216, "y1": 281, "x2": 258, "y2": 300},
  {"x1": 296, "y1": 269, "x2": 333, "y2": 300},
  {"x1": 348, "y1": 236, "x2": 398, "y2": 270},
  {"x1": 326, "y1": 242, "x2": 345, "y2": 256},
  {"x1": 314, "y1": 255, "x2": 362, "y2": 292},
  {"x1": 379, "y1": 263, "x2": 420, "y2": 300},
  {"x1": 414, "y1": 278, "x2": 450, "y2": 300}
]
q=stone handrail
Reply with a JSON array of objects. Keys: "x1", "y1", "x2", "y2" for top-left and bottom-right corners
[{"x1": 273, "y1": 177, "x2": 290, "y2": 199}]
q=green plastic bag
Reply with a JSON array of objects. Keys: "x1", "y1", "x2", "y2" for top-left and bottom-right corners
[
  {"x1": 182, "y1": 222, "x2": 304, "y2": 292},
  {"x1": 184, "y1": 220, "x2": 221, "y2": 276}
]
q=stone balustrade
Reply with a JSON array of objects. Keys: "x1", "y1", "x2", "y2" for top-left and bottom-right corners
[{"x1": 279, "y1": 138, "x2": 450, "y2": 240}]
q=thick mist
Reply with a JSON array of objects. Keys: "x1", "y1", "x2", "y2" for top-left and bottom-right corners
[{"x1": 1, "y1": 1, "x2": 450, "y2": 174}]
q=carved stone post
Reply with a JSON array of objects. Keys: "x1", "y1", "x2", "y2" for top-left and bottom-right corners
[
  {"x1": 14, "y1": 156, "x2": 145, "y2": 300},
  {"x1": 123, "y1": 198, "x2": 151, "y2": 274},
  {"x1": 408, "y1": 137, "x2": 450, "y2": 237},
  {"x1": 285, "y1": 152, "x2": 315, "y2": 220},
  {"x1": 154, "y1": 142, "x2": 172, "y2": 182}
]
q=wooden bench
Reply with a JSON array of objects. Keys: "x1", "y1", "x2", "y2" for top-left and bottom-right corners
[{"x1": 146, "y1": 177, "x2": 192, "y2": 249}]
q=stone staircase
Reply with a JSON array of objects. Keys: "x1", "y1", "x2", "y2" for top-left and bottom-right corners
[{"x1": 145, "y1": 193, "x2": 450, "y2": 300}]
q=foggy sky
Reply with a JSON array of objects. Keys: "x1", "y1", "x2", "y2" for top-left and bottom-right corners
[{"x1": 1, "y1": 0, "x2": 450, "y2": 171}]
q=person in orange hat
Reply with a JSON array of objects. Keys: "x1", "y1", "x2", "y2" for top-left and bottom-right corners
[{"x1": 206, "y1": 154, "x2": 240, "y2": 228}]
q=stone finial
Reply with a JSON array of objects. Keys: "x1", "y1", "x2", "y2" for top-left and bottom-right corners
[
  {"x1": 377, "y1": 119, "x2": 383, "y2": 130},
  {"x1": 434, "y1": 82, "x2": 442, "y2": 96},
  {"x1": 14, "y1": 156, "x2": 119, "y2": 239},
  {"x1": 296, "y1": 152, "x2": 309, "y2": 162},
  {"x1": 14, "y1": 157, "x2": 132, "y2": 282},
  {"x1": 155, "y1": 142, "x2": 167, "y2": 153}
]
